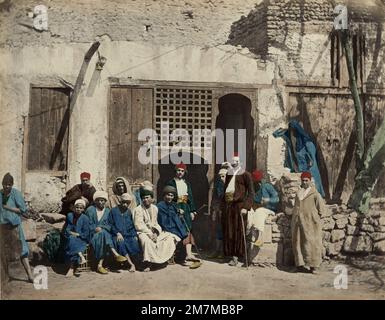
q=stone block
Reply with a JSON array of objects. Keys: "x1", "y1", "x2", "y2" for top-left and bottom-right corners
[
  {"x1": 379, "y1": 217, "x2": 385, "y2": 226},
  {"x1": 263, "y1": 224, "x2": 272, "y2": 244},
  {"x1": 21, "y1": 219, "x2": 37, "y2": 241},
  {"x1": 331, "y1": 229, "x2": 345, "y2": 243},
  {"x1": 346, "y1": 224, "x2": 359, "y2": 236},
  {"x1": 335, "y1": 217, "x2": 349, "y2": 229},
  {"x1": 369, "y1": 232, "x2": 385, "y2": 242},
  {"x1": 327, "y1": 241, "x2": 344, "y2": 256},
  {"x1": 41, "y1": 213, "x2": 66, "y2": 224},
  {"x1": 343, "y1": 235, "x2": 373, "y2": 253},
  {"x1": 322, "y1": 217, "x2": 335, "y2": 230},
  {"x1": 360, "y1": 224, "x2": 375, "y2": 233},
  {"x1": 373, "y1": 240, "x2": 385, "y2": 255}
]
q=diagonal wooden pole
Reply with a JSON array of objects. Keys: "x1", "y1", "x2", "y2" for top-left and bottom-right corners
[{"x1": 49, "y1": 41, "x2": 100, "y2": 169}]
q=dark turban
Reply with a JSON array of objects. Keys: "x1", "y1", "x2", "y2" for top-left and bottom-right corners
[
  {"x1": 2, "y1": 173, "x2": 14, "y2": 185},
  {"x1": 163, "y1": 185, "x2": 177, "y2": 195},
  {"x1": 140, "y1": 188, "x2": 154, "y2": 199}
]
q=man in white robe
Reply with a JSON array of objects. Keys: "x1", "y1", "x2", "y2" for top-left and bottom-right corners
[{"x1": 133, "y1": 188, "x2": 179, "y2": 271}]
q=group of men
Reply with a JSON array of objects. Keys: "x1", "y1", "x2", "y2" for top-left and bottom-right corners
[
  {"x1": 59, "y1": 164, "x2": 203, "y2": 276},
  {"x1": 1, "y1": 146, "x2": 326, "y2": 281}
]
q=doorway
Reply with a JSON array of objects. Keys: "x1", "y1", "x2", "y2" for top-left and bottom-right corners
[
  {"x1": 157, "y1": 152, "x2": 210, "y2": 249},
  {"x1": 215, "y1": 93, "x2": 255, "y2": 173}
]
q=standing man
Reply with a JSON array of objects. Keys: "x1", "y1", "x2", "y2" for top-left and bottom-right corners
[
  {"x1": 60, "y1": 172, "x2": 96, "y2": 215},
  {"x1": 221, "y1": 153, "x2": 254, "y2": 267},
  {"x1": 292, "y1": 172, "x2": 325, "y2": 274},
  {"x1": 209, "y1": 167, "x2": 227, "y2": 259},
  {"x1": 166, "y1": 163, "x2": 199, "y2": 262},
  {"x1": 0, "y1": 173, "x2": 34, "y2": 283}
]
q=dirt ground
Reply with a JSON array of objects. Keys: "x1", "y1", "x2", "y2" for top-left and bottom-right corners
[{"x1": 2, "y1": 254, "x2": 385, "y2": 300}]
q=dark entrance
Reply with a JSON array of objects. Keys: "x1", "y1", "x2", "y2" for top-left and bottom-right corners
[
  {"x1": 157, "y1": 152, "x2": 210, "y2": 250},
  {"x1": 215, "y1": 93, "x2": 255, "y2": 173}
]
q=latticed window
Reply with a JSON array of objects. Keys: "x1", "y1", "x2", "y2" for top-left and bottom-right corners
[{"x1": 154, "y1": 88, "x2": 213, "y2": 148}]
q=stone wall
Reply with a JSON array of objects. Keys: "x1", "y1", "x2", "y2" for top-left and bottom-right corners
[
  {"x1": 263, "y1": 175, "x2": 385, "y2": 267},
  {"x1": 227, "y1": 1, "x2": 268, "y2": 57}
]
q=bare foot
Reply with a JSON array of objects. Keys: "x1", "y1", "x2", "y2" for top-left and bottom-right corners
[
  {"x1": 128, "y1": 265, "x2": 136, "y2": 273},
  {"x1": 79, "y1": 253, "x2": 87, "y2": 265},
  {"x1": 186, "y1": 255, "x2": 200, "y2": 262},
  {"x1": 65, "y1": 268, "x2": 74, "y2": 277}
]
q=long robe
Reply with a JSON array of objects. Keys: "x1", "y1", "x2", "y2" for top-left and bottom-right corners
[
  {"x1": 0, "y1": 188, "x2": 29, "y2": 257},
  {"x1": 291, "y1": 185, "x2": 325, "y2": 268},
  {"x1": 108, "y1": 207, "x2": 140, "y2": 256},
  {"x1": 166, "y1": 178, "x2": 196, "y2": 230},
  {"x1": 60, "y1": 184, "x2": 96, "y2": 215},
  {"x1": 157, "y1": 201, "x2": 188, "y2": 241},
  {"x1": 221, "y1": 170, "x2": 254, "y2": 258},
  {"x1": 210, "y1": 177, "x2": 225, "y2": 240},
  {"x1": 273, "y1": 120, "x2": 325, "y2": 197},
  {"x1": 64, "y1": 213, "x2": 90, "y2": 264},
  {"x1": 85, "y1": 205, "x2": 113, "y2": 261},
  {"x1": 133, "y1": 204, "x2": 178, "y2": 264},
  {"x1": 109, "y1": 177, "x2": 137, "y2": 210}
]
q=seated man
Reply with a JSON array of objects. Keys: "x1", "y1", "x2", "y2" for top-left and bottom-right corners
[
  {"x1": 64, "y1": 199, "x2": 90, "y2": 277},
  {"x1": 108, "y1": 193, "x2": 141, "y2": 272},
  {"x1": 133, "y1": 180, "x2": 154, "y2": 206},
  {"x1": 246, "y1": 170, "x2": 279, "y2": 266},
  {"x1": 85, "y1": 191, "x2": 127, "y2": 275},
  {"x1": 60, "y1": 172, "x2": 96, "y2": 215},
  {"x1": 157, "y1": 186, "x2": 198, "y2": 267},
  {"x1": 133, "y1": 187, "x2": 178, "y2": 272},
  {"x1": 109, "y1": 177, "x2": 137, "y2": 211}
]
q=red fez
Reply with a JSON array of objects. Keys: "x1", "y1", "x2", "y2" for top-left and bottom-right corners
[
  {"x1": 301, "y1": 172, "x2": 312, "y2": 180},
  {"x1": 252, "y1": 170, "x2": 264, "y2": 182},
  {"x1": 80, "y1": 172, "x2": 91, "y2": 180},
  {"x1": 175, "y1": 162, "x2": 187, "y2": 170},
  {"x1": 233, "y1": 152, "x2": 239, "y2": 157}
]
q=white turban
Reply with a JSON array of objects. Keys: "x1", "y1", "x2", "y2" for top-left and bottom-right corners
[
  {"x1": 93, "y1": 191, "x2": 108, "y2": 201},
  {"x1": 74, "y1": 199, "x2": 86, "y2": 207},
  {"x1": 121, "y1": 193, "x2": 132, "y2": 202},
  {"x1": 218, "y1": 168, "x2": 228, "y2": 176}
]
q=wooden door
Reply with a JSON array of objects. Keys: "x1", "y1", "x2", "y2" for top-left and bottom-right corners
[
  {"x1": 108, "y1": 87, "x2": 153, "y2": 185},
  {"x1": 28, "y1": 87, "x2": 70, "y2": 171},
  {"x1": 288, "y1": 93, "x2": 356, "y2": 203},
  {"x1": 364, "y1": 94, "x2": 385, "y2": 197}
]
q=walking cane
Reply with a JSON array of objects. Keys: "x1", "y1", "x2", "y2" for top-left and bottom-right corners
[{"x1": 240, "y1": 211, "x2": 249, "y2": 270}]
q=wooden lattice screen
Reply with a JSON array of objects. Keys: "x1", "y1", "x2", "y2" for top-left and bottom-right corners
[{"x1": 154, "y1": 88, "x2": 213, "y2": 147}]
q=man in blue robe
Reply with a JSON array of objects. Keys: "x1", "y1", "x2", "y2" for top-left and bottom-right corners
[
  {"x1": 85, "y1": 191, "x2": 127, "y2": 274},
  {"x1": 157, "y1": 186, "x2": 189, "y2": 265},
  {"x1": 64, "y1": 198, "x2": 90, "y2": 277},
  {"x1": 108, "y1": 193, "x2": 141, "y2": 272},
  {"x1": 273, "y1": 120, "x2": 325, "y2": 197},
  {"x1": 165, "y1": 163, "x2": 198, "y2": 262},
  {"x1": 0, "y1": 173, "x2": 34, "y2": 283}
]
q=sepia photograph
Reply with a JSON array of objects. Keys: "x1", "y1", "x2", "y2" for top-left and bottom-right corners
[{"x1": 0, "y1": 0, "x2": 385, "y2": 303}]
